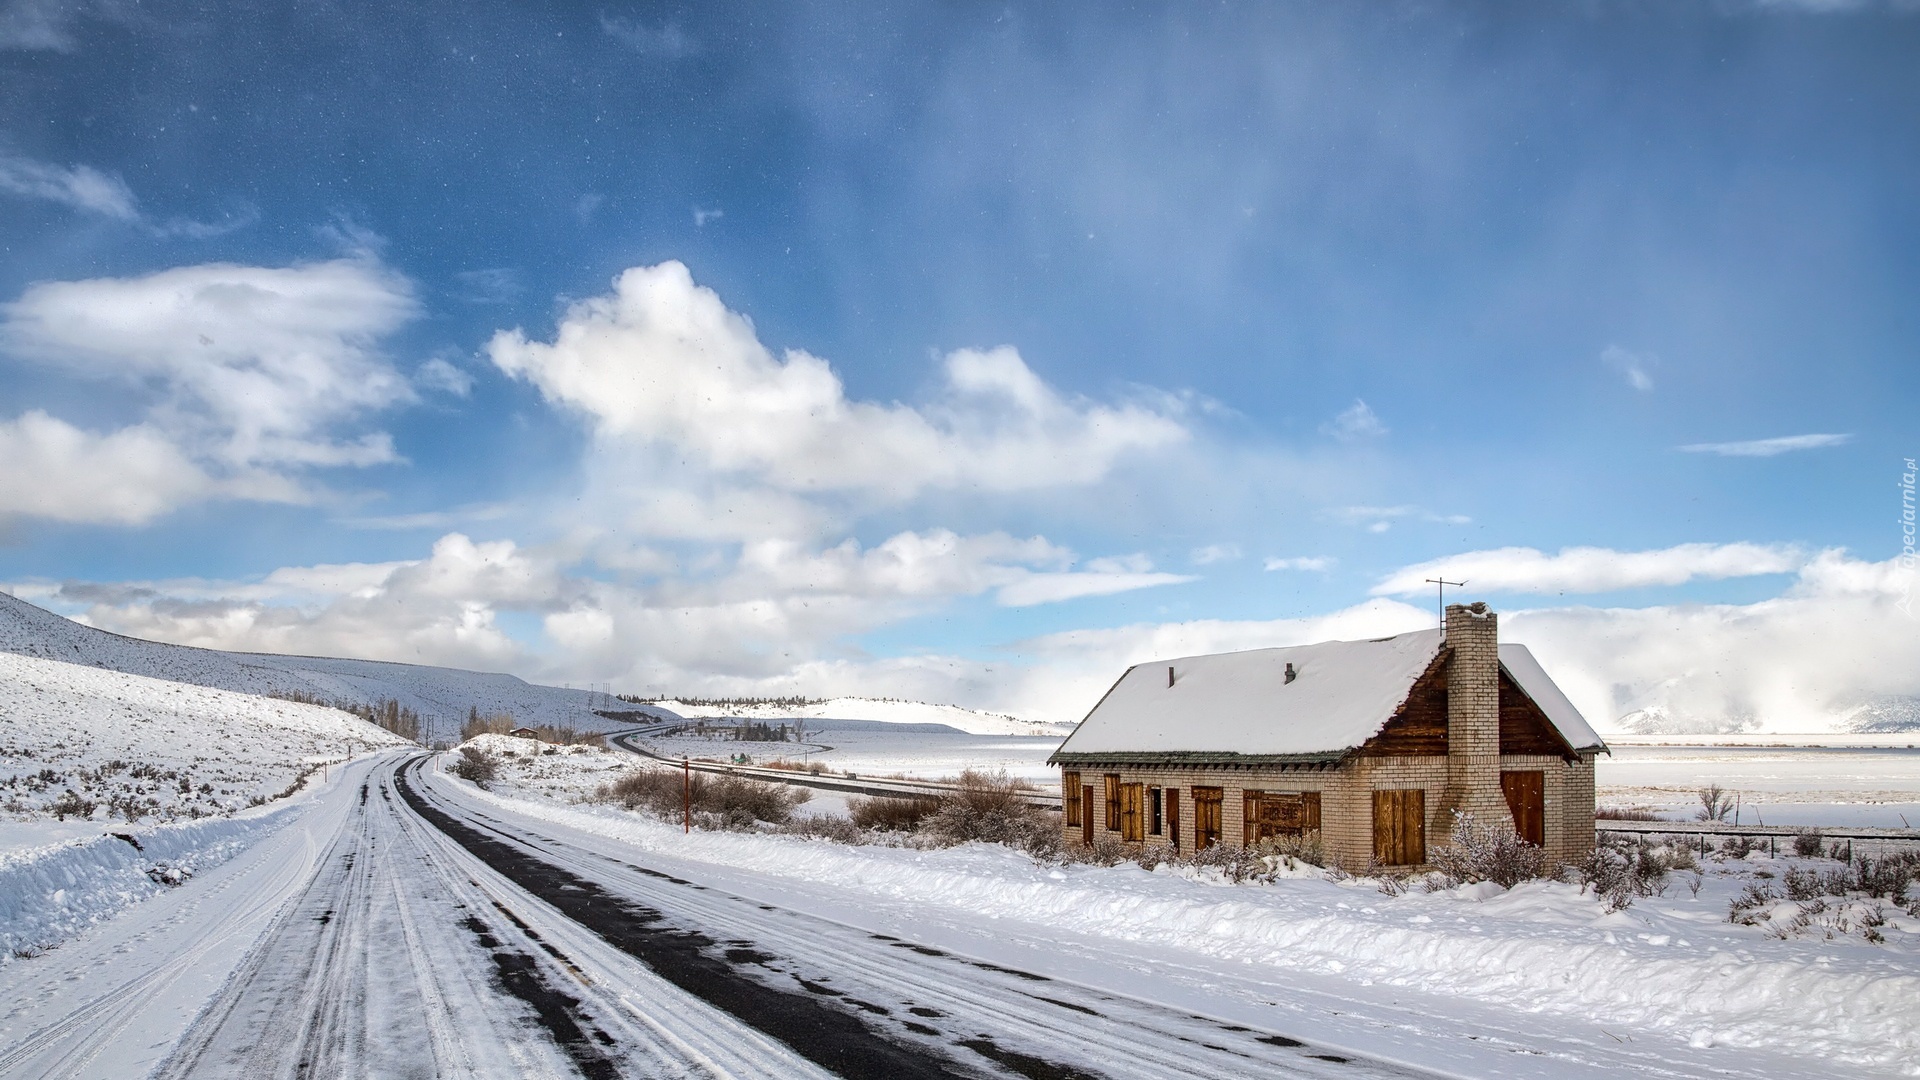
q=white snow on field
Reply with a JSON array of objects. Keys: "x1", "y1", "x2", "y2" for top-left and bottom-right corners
[
  {"x1": 0, "y1": 593, "x2": 661, "y2": 740},
  {"x1": 653, "y1": 696, "x2": 1071, "y2": 736},
  {"x1": 642, "y1": 723, "x2": 1066, "y2": 786},
  {"x1": 0, "y1": 650, "x2": 409, "y2": 824},
  {"x1": 448, "y1": 766, "x2": 1920, "y2": 1076}
]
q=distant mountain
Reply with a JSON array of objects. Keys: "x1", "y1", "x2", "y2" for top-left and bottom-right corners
[
  {"x1": 651, "y1": 696, "x2": 1071, "y2": 737},
  {"x1": 1843, "y1": 697, "x2": 1920, "y2": 733},
  {"x1": 1609, "y1": 704, "x2": 1763, "y2": 736},
  {"x1": 0, "y1": 593, "x2": 670, "y2": 742}
]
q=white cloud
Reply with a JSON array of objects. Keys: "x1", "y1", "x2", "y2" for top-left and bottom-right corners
[
  {"x1": 693, "y1": 206, "x2": 724, "y2": 227},
  {"x1": 487, "y1": 261, "x2": 1188, "y2": 500},
  {"x1": 994, "y1": 569, "x2": 1195, "y2": 608},
  {"x1": 0, "y1": 152, "x2": 137, "y2": 219},
  {"x1": 1601, "y1": 344, "x2": 1655, "y2": 392},
  {"x1": 1678, "y1": 433, "x2": 1852, "y2": 457},
  {"x1": 1264, "y1": 555, "x2": 1334, "y2": 572},
  {"x1": 1189, "y1": 543, "x2": 1241, "y2": 565},
  {"x1": 0, "y1": 410, "x2": 274, "y2": 525},
  {"x1": 1323, "y1": 398, "x2": 1387, "y2": 441},
  {"x1": 3, "y1": 257, "x2": 419, "y2": 506},
  {"x1": 415, "y1": 357, "x2": 474, "y2": 396},
  {"x1": 599, "y1": 14, "x2": 695, "y2": 57},
  {"x1": 1372, "y1": 541, "x2": 1807, "y2": 596}
]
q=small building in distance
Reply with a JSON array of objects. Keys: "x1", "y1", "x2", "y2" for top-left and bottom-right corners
[
  {"x1": 508, "y1": 726, "x2": 542, "y2": 740},
  {"x1": 1046, "y1": 603, "x2": 1606, "y2": 869}
]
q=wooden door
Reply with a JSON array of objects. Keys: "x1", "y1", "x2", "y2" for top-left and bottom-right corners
[
  {"x1": 1081, "y1": 788, "x2": 1095, "y2": 846},
  {"x1": 1194, "y1": 787, "x2": 1223, "y2": 850},
  {"x1": 1372, "y1": 789, "x2": 1426, "y2": 866},
  {"x1": 1502, "y1": 770, "x2": 1545, "y2": 847}
]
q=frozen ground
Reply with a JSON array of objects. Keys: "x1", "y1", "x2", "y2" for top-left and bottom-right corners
[
  {"x1": 643, "y1": 719, "x2": 1067, "y2": 786},
  {"x1": 451, "y1": 744, "x2": 1920, "y2": 1077}
]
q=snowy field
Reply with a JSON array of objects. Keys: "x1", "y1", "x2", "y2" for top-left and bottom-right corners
[
  {"x1": 445, "y1": 749, "x2": 1920, "y2": 1077},
  {"x1": 0, "y1": 650, "x2": 410, "y2": 832},
  {"x1": 1601, "y1": 741, "x2": 1920, "y2": 828},
  {"x1": 643, "y1": 719, "x2": 1067, "y2": 785}
]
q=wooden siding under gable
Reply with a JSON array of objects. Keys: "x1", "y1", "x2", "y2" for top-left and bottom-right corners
[
  {"x1": 1498, "y1": 669, "x2": 1577, "y2": 759},
  {"x1": 1358, "y1": 651, "x2": 1449, "y2": 757}
]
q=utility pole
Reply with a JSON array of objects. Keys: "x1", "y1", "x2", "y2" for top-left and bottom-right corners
[
  {"x1": 1425, "y1": 577, "x2": 1466, "y2": 637},
  {"x1": 683, "y1": 756, "x2": 691, "y2": 834}
]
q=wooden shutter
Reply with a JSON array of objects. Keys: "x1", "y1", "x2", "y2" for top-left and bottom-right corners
[
  {"x1": 1301, "y1": 791, "x2": 1322, "y2": 833},
  {"x1": 1194, "y1": 787, "x2": 1223, "y2": 850},
  {"x1": 1243, "y1": 790, "x2": 1263, "y2": 841},
  {"x1": 1120, "y1": 783, "x2": 1145, "y2": 842},
  {"x1": 1105, "y1": 774, "x2": 1122, "y2": 831},
  {"x1": 1166, "y1": 787, "x2": 1181, "y2": 851},
  {"x1": 1081, "y1": 788, "x2": 1095, "y2": 846},
  {"x1": 1063, "y1": 772, "x2": 1082, "y2": 827},
  {"x1": 1372, "y1": 789, "x2": 1426, "y2": 866},
  {"x1": 1501, "y1": 770, "x2": 1545, "y2": 847}
]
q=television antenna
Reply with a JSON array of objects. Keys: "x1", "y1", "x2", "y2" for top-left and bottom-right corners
[{"x1": 1425, "y1": 577, "x2": 1466, "y2": 637}]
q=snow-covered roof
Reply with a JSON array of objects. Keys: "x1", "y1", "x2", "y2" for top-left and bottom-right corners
[
  {"x1": 1050, "y1": 627, "x2": 1604, "y2": 763},
  {"x1": 1052, "y1": 629, "x2": 1446, "y2": 762},
  {"x1": 1498, "y1": 643, "x2": 1605, "y2": 751}
]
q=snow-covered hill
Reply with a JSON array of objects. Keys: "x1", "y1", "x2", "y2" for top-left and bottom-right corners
[
  {"x1": 0, "y1": 650, "x2": 410, "y2": 823},
  {"x1": 651, "y1": 696, "x2": 1072, "y2": 737},
  {"x1": 0, "y1": 593, "x2": 665, "y2": 740}
]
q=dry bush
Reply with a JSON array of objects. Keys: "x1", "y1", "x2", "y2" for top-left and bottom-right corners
[
  {"x1": 460, "y1": 710, "x2": 516, "y2": 742},
  {"x1": 1698, "y1": 784, "x2": 1735, "y2": 823},
  {"x1": 450, "y1": 746, "x2": 499, "y2": 788},
  {"x1": 596, "y1": 768, "x2": 809, "y2": 825},
  {"x1": 849, "y1": 795, "x2": 938, "y2": 832},
  {"x1": 1792, "y1": 829, "x2": 1825, "y2": 857},
  {"x1": 1574, "y1": 835, "x2": 1685, "y2": 911},
  {"x1": 1429, "y1": 812, "x2": 1550, "y2": 889},
  {"x1": 921, "y1": 769, "x2": 1054, "y2": 850}
]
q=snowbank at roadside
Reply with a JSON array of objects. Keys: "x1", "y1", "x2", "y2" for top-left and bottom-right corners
[
  {"x1": 442, "y1": 767, "x2": 1920, "y2": 1074},
  {"x1": 0, "y1": 793, "x2": 307, "y2": 964}
]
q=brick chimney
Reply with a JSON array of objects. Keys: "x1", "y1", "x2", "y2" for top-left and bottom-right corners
[{"x1": 1434, "y1": 601, "x2": 1513, "y2": 840}]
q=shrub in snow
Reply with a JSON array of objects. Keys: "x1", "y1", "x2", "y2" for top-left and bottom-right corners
[
  {"x1": 849, "y1": 795, "x2": 938, "y2": 832},
  {"x1": 47, "y1": 789, "x2": 95, "y2": 821},
  {"x1": 920, "y1": 770, "x2": 1056, "y2": 853},
  {"x1": 450, "y1": 746, "x2": 500, "y2": 788},
  {"x1": 1697, "y1": 784, "x2": 1735, "y2": 823},
  {"x1": 1573, "y1": 836, "x2": 1686, "y2": 911},
  {"x1": 1429, "y1": 812, "x2": 1549, "y2": 889},
  {"x1": 594, "y1": 767, "x2": 808, "y2": 825},
  {"x1": 1792, "y1": 829, "x2": 1825, "y2": 858}
]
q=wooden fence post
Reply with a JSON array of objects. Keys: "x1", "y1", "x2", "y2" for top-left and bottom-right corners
[{"x1": 683, "y1": 757, "x2": 691, "y2": 834}]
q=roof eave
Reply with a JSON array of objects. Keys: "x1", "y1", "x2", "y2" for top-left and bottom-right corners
[{"x1": 1047, "y1": 750, "x2": 1349, "y2": 767}]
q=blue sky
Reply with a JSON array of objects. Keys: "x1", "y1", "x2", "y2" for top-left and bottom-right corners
[{"x1": 1, "y1": 0, "x2": 1916, "y2": 728}]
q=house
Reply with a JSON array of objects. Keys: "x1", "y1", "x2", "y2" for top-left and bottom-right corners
[
  {"x1": 1046, "y1": 603, "x2": 1606, "y2": 869},
  {"x1": 508, "y1": 726, "x2": 542, "y2": 740}
]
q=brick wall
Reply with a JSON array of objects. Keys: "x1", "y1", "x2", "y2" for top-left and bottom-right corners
[{"x1": 1433, "y1": 602, "x2": 1513, "y2": 844}]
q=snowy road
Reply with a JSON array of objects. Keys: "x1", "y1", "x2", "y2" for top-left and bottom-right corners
[{"x1": 4, "y1": 753, "x2": 1425, "y2": 1079}]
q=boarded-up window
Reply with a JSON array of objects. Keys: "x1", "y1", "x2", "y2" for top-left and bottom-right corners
[
  {"x1": 1063, "y1": 772, "x2": 1083, "y2": 827},
  {"x1": 1502, "y1": 770, "x2": 1545, "y2": 847},
  {"x1": 1082, "y1": 788, "x2": 1095, "y2": 846},
  {"x1": 1120, "y1": 783, "x2": 1145, "y2": 842},
  {"x1": 1194, "y1": 787, "x2": 1223, "y2": 850},
  {"x1": 1372, "y1": 789, "x2": 1426, "y2": 866},
  {"x1": 1149, "y1": 788, "x2": 1163, "y2": 836},
  {"x1": 1105, "y1": 774, "x2": 1122, "y2": 831},
  {"x1": 1243, "y1": 791, "x2": 1325, "y2": 844}
]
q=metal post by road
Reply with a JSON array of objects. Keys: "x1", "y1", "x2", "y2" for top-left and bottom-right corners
[{"x1": 683, "y1": 756, "x2": 691, "y2": 834}]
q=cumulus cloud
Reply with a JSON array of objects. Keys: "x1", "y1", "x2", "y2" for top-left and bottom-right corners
[
  {"x1": 56, "y1": 534, "x2": 566, "y2": 669},
  {"x1": 1601, "y1": 344, "x2": 1655, "y2": 392},
  {"x1": 1373, "y1": 542, "x2": 1806, "y2": 596},
  {"x1": 1323, "y1": 398, "x2": 1387, "y2": 441},
  {"x1": 0, "y1": 410, "x2": 295, "y2": 525},
  {"x1": 1678, "y1": 433, "x2": 1852, "y2": 457},
  {"x1": 487, "y1": 261, "x2": 1188, "y2": 500}
]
